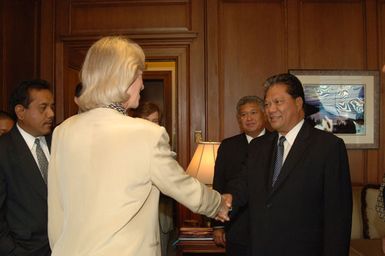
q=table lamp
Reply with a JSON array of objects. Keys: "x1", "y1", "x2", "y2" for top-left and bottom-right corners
[
  {"x1": 184, "y1": 140, "x2": 220, "y2": 227},
  {"x1": 186, "y1": 141, "x2": 220, "y2": 186}
]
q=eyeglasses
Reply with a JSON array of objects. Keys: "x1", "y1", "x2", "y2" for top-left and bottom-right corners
[{"x1": 239, "y1": 110, "x2": 259, "y2": 119}]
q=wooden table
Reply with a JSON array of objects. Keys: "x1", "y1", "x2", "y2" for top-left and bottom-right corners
[
  {"x1": 175, "y1": 239, "x2": 225, "y2": 256},
  {"x1": 349, "y1": 239, "x2": 383, "y2": 256}
]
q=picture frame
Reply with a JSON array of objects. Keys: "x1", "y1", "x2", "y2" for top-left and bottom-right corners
[{"x1": 289, "y1": 70, "x2": 380, "y2": 149}]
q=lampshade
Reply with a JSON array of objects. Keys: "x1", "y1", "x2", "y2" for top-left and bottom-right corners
[{"x1": 186, "y1": 141, "x2": 220, "y2": 185}]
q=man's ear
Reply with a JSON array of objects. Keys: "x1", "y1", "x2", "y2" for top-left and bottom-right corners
[
  {"x1": 295, "y1": 97, "x2": 303, "y2": 111},
  {"x1": 14, "y1": 104, "x2": 25, "y2": 120}
]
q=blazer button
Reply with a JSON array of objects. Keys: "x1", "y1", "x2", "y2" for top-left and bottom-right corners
[{"x1": 266, "y1": 203, "x2": 272, "y2": 208}]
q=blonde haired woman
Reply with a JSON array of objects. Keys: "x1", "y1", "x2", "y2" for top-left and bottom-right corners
[{"x1": 48, "y1": 36, "x2": 231, "y2": 256}]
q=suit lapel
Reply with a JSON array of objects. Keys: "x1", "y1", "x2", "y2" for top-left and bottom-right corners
[
  {"x1": 250, "y1": 132, "x2": 278, "y2": 194},
  {"x1": 270, "y1": 123, "x2": 312, "y2": 194},
  {"x1": 248, "y1": 131, "x2": 276, "y2": 196},
  {"x1": 10, "y1": 127, "x2": 47, "y2": 198},
  {"x1": 260, "y1": 133, "x2": 278, "y2": 194}
]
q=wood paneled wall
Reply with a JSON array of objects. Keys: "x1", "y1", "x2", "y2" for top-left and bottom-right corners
[
  {"x1": 43, "y1": 0, "x2": 385, "y2": 185},
  {"x1": 1, "y1": 0, "x2": 385, "y2": 225},
  {"x1": 0, "y1": 0, "x2": 41, "y2": 111}
]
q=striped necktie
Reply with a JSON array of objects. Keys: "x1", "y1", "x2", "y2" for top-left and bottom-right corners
[
  {"x1": 272, "y1": 136, "x2": 286, "y2": 186},
  {"x1": 35, "y1": 138, "x2": 48, "y2": 183}
]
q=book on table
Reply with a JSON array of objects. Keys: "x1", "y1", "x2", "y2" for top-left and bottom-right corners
[{"x1": 178, "y1": 227, "x2": 214, "y2": 241}]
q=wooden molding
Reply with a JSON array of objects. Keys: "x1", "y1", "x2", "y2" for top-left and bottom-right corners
[{"x1": 59, "y1": 31, "x2": 198, "y2": 46}]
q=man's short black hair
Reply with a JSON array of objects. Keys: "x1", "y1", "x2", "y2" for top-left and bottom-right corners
[
  {"x1": 9, "y1": 79, "x2": 51, "y2": 118},
  {"x1": 263, "y1": 73, "x2": 305, "y2": 105}
]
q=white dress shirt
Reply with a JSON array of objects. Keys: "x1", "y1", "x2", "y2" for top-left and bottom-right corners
[
  {"x1": 278, "y1": 120, "x2": 304, "y2": 163},
  {"x1": 16, "y1": 123, "x2": 50, "y2": 173},
  {"x1": 246, "y1": 128, "x2": 266, "y2": 143}
]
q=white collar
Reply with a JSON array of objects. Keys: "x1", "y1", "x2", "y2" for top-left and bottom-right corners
[
  {"x1": 278, "y1": 120, "x2": 304, "y2": 146},
  {"x1": 16, "y1": 123, "x2": 46, "y2": 150},
  {"x1": 246, "y1": 128, "x2": 266, "y2": 143}
]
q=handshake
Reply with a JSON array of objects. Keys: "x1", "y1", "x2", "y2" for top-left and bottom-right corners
[{"x1": 214, "y1": 194, "x2": 233, "y2": 222}]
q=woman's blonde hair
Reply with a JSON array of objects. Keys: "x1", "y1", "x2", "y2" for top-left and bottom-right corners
[{"x1": 78, "y1": 36, "x2": 145, "y2": 111}]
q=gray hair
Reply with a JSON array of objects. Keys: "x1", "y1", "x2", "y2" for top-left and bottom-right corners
[{"x1": 236, "y1": 95, "x2": 264, "y2": 115}]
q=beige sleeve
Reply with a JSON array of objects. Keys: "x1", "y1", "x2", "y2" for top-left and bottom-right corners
[{"x1": 149, "y1": 128, "x2": 221, "y2": 218}]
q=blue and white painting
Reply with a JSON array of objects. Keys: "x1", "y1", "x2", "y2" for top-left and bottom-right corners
[{"x1": 304, "y1": 84, "x2": 365, "y2": 135}]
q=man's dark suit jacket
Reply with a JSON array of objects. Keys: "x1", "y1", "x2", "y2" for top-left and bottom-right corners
[
  {"x1": 232, "y1": 122, "x2": 352, "y2": 256},
  {"x1": 212, "y1": 133, "x2": 250, "y2": 248},
  {"x1": 0, "y1": 126, "x2": 51, "y2": 256}
]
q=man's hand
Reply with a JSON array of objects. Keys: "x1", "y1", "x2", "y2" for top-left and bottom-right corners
[
  {"x1": 213, "y1": 228, "x2": 226, "y2": 247},
  {"x1": 214, "y1": 194, "x2": 232, "y2": 222}
]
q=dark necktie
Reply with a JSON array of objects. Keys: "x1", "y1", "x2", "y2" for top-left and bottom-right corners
[
  {"x1": 272, "y1": 136, "x2": 286, "y2": 186},
  {"x1": 35, "y1": 138, "x2": 48, "y2": 183}
]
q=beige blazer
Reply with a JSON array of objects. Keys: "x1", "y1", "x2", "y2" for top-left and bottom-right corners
[{"x1": 48, "y1": 108, "x2": 221, "y2": 256}]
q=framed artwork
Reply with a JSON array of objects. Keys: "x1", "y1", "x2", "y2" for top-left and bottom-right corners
[{"x1": 289, "y1": 70, "x2": 380, "y2": 149}]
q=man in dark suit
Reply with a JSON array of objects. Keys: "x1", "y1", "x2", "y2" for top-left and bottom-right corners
[
  {"x1": 232, "y1": 73, "x2": 352, "y2": 256},
  {"x1": 0, "y1": 80, "x2": 54, "y2": 255},
  {"x1": 212, "y1": 96, "x2": 267, "y2": 255}
]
